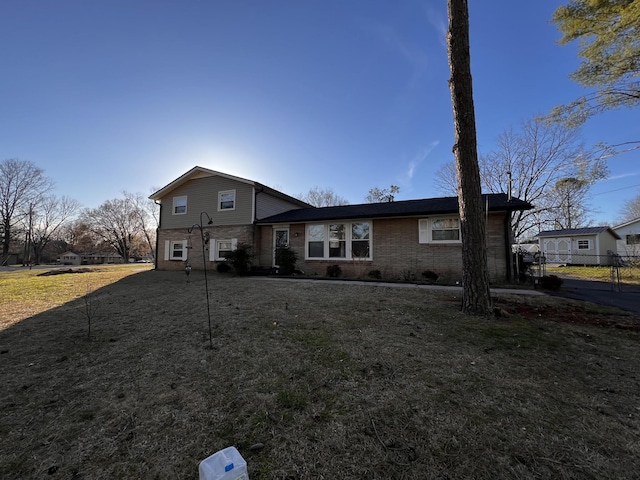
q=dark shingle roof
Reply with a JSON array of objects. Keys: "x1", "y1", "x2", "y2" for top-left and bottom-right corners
[
  {"x1": 537, "y1": 227, "x2": 621, "y2": 239},
  {"x1": 257, "y1": 193, "x2": 531, "y2": 224}
]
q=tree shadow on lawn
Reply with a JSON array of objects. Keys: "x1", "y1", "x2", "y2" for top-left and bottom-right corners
[{"x1": 1, "y1": 270, "x2": 640, "y2": 479}]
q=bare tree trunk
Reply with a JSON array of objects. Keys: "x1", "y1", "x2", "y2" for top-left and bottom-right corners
[{"x1": 447, "y1": 0, "x2": 493, "y2": 315}]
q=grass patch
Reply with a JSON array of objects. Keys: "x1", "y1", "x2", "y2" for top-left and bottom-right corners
[
  {"x1": 1, "y1": 270, "x2": 640, "y2": 478},
  {"x1": 0, "y1": 264, "x2": 152, "y2": 330},
  {"x1": 546, "y1": 264, "x2": 640, "y2": 285}
]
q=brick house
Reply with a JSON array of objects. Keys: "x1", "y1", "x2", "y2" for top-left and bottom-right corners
[{"x1": 150, "y1": 166, "x2": 531, "y2": 283}]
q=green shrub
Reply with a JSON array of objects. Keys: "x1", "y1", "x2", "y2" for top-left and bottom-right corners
[
  {"x1": 402, "y1": 270, "x2": 416, "y2": 282},
  {"x1": 275, "y1": 246, "x2": 298, "y2": 275},
  {"x1": 540, "y1": 274, "x2": 563, "y2": 291},
  {"x1": 326, "y1": 265, "x2": 342, "y2": 278},
  {"x1": 368, "y1": 269, "x2": 382, "y2": 280},
  {"x1": 216, "y1": 262, "x2": 231, "y2": 273},
  {"x1": 223, "y1": 243, "x2": 253, "y2": 275},
  {"x1": 421, "y1": 270, "x2": 439, "y2": 283}
]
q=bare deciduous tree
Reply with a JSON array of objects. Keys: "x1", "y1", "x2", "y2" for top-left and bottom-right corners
[
  {"x1": 296, "y1": 186, "x2": 349, "y2": 207},
  {"x1": 83, "y1": 198, "x2": 144, "y2": 263},
  {"x1": 434, "y1": 118, "x2": 607, "y2": 238},
  {"x1": 365, "y1": 185, "x2": 400, "y2": 203},
  {"x1": 0, "y1": 159, "x2": 53, "y2": 259},
  {"x1": 619, "y1": 193, "x2": 640, "y2": 223},
  {"x1": 434, "y1": 160, "x2": 459, "y2": 195},
  {"x1": 447, "y1": 0, "x2": 492, "y2": 315},
  {"x1": 30, "y1": 195, "x2": 82, "y2": 264},
  {"x1": 124, "y1": 191, "x2": 158, "y2": 259}
]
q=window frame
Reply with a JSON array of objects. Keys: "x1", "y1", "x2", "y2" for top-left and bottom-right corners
[
  {"x1": 209, "y1": 238, "x2": 238, "y2": 261},
  {"x1": 218, "y1": 190, "x2": 236, "y2": 211},
  {"x1": 169, "y1": 240, "x2": 188, "y2": 260},
  {"x1": 172, "y1": 196, "x2": 187, "y2": 215},
  {"x1": 419, "y1": 217, "x2": 462, "y2": 244},
  {"x1": 577, "y1": 239, "x2": 592, "y2": 250},
  {"x1": 305, "y1": 221, "x2": 372, "y2": 260},
  {"x1": 626, "y1": 234, "x2": 640, "y2": 245}
]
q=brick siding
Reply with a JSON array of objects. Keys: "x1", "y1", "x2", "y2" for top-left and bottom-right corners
[
  {"x1": 256, "y1": 214, "x2": 510, "y2": 283},
  {"x1": 157, "y1": 225, "x2": 256, "y2": 271}
]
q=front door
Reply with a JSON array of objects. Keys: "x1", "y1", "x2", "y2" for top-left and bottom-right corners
[{"x1": 273, "y1": 228, "x2": 290, "y2": 267}]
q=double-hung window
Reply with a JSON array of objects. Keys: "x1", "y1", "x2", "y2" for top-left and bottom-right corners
[
  {"x1": 419, "y1": 217, "x2": 461, "y2": 244},
  {"x1": 218, "y1": 190, "x2": 236, "y2": 211},
  {"x1": 164, "y1": 240, "x2": 188, "y2": 261},
  {"x1": 173, "y1": 196, "x2": 187, "y2": 215},
  {"x1": 306, "y1": 221, "x2": 371, "y2": 260},
  {"x1": 351, "y1": 222, "x2": 370, "y2": 258},
  {"x1": 209, "y1": 238, "x2": 238, "y2": 261}
]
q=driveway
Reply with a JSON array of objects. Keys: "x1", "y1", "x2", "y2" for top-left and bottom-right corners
[{"x1": 547, "y1": 277, "x2": 640, "y2": 315}]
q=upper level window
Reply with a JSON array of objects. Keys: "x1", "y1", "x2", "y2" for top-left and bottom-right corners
[
  {"x1": 218, "y1": 190, "x2": 236, "y2": 211},
  {"x1": 419, "y1": 217, "x2": 461, "y2": 244},
  {"x1": 626, "y1": 234, "x2": 640, "y2": 245},
  {"x1": 306, "y1": 222, "x2": 371, "y2": 260},
  {"x1": 173, "y1": 196, "x2": 187, "y2": 215}
]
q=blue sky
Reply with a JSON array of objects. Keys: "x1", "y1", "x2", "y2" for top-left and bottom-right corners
[{"x1": 1, "y1": 0, "x2": 637, "y2": 225}]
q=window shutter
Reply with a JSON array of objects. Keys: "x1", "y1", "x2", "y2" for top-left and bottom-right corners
[
  {"x1": 182, "y1": 240, "x2": 188, "y2": 260},
  {"x1": 231, "y1": 238, "x2": 238, "y2": 250},
  {"x1": 164, "y1": 241, "x2": 170, "y2": 260},
  {"x1": 209, "y1": 239, "x2": 216, "y2": 261}
]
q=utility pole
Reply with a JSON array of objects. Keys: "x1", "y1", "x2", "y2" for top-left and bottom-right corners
[{"x1": 23, "y1": 203, "x2": 34, "y2": 266}]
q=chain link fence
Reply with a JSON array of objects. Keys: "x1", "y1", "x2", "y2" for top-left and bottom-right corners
[{"x1": 515, "y1": 251, "x2": 640, "y2": 291}]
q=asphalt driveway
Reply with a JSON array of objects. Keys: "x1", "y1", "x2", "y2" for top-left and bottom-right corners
[{"x1": 547, "y1": 277, "x2": 640, "y2": 315}]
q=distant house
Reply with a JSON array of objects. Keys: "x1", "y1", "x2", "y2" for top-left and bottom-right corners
[
  {"x1": 58, "y1": 251, "x2": 81, "y2": 266},
  {"x1": 537, "y1": 227, "x2": 621, "y2": 265},
  {"x1": 81, "y1": 252, "x2": 123, "y2": 265},
  {"x1": 150, "y1": 166, "x2": 532, "y2": 283},
  {"x1": 612, "y1": 218, "x2": 640, "y2": 260}
]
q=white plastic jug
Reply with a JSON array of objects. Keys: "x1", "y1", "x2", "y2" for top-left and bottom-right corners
[{"x1": 198, "y1": 446, "x2": 249, "y2": 480}]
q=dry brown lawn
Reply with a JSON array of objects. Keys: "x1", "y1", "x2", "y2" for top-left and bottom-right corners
[{"x1": 1, "y1": 266, "x2": 640, "y2": 479}]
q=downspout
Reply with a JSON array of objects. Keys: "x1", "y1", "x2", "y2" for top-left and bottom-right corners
[
  {"x1": 154, "y1": 200, "x2": 162, "y2": 270},
  {"x1": 504, "y1": 209, "x2": 513, "y2": 282},
  {"x1": 253, "y1": 185, "x2": 265, "y2": 262}
]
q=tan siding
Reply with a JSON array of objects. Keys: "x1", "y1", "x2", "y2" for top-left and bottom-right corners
[
  {"x1": 256, "y1": 193, "x2": 303, "y2": 219},
  {"x1": 159, "y1": 176, "x2": 254, "y2": 229}
]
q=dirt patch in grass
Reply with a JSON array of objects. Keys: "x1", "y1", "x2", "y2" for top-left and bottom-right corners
[
  {"x1": 36, "y1": 267, "x2": 98, "y2": 276},
  {"x1": 494, "y1": 295, "x2": 640, "y2": 331},
  {"x1": 1, "y1": 270, "x2": 640, "y2": 479}
]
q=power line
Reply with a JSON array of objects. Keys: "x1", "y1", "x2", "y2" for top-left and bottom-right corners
[{"x1": 592, "y1": 183, "x2": 640, "y2": 196}]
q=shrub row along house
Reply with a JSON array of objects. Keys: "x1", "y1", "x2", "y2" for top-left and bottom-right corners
[{"x1": 149, "y1": 167, "x2": 532, "y2": 283}]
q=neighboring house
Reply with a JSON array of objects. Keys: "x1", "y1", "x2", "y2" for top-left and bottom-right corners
[
  {"x1": 81, "y1": 252, "x2": 124, "y2": 265},
  {"x1": 150, "y1": 166, "x2": 532, "y2": 283},
  {"x1": 537, "y1": 227, "x2": 621, "y2": 265},
  {"x1": 612, "y1": 217, "x2": 640, "y2": 260},
  {"x1": 58, "y1": 251, "x2": 81, "y2": 266},
  {"x1": 1, "y1": 253, "x2": 19, "y2": 266}
]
